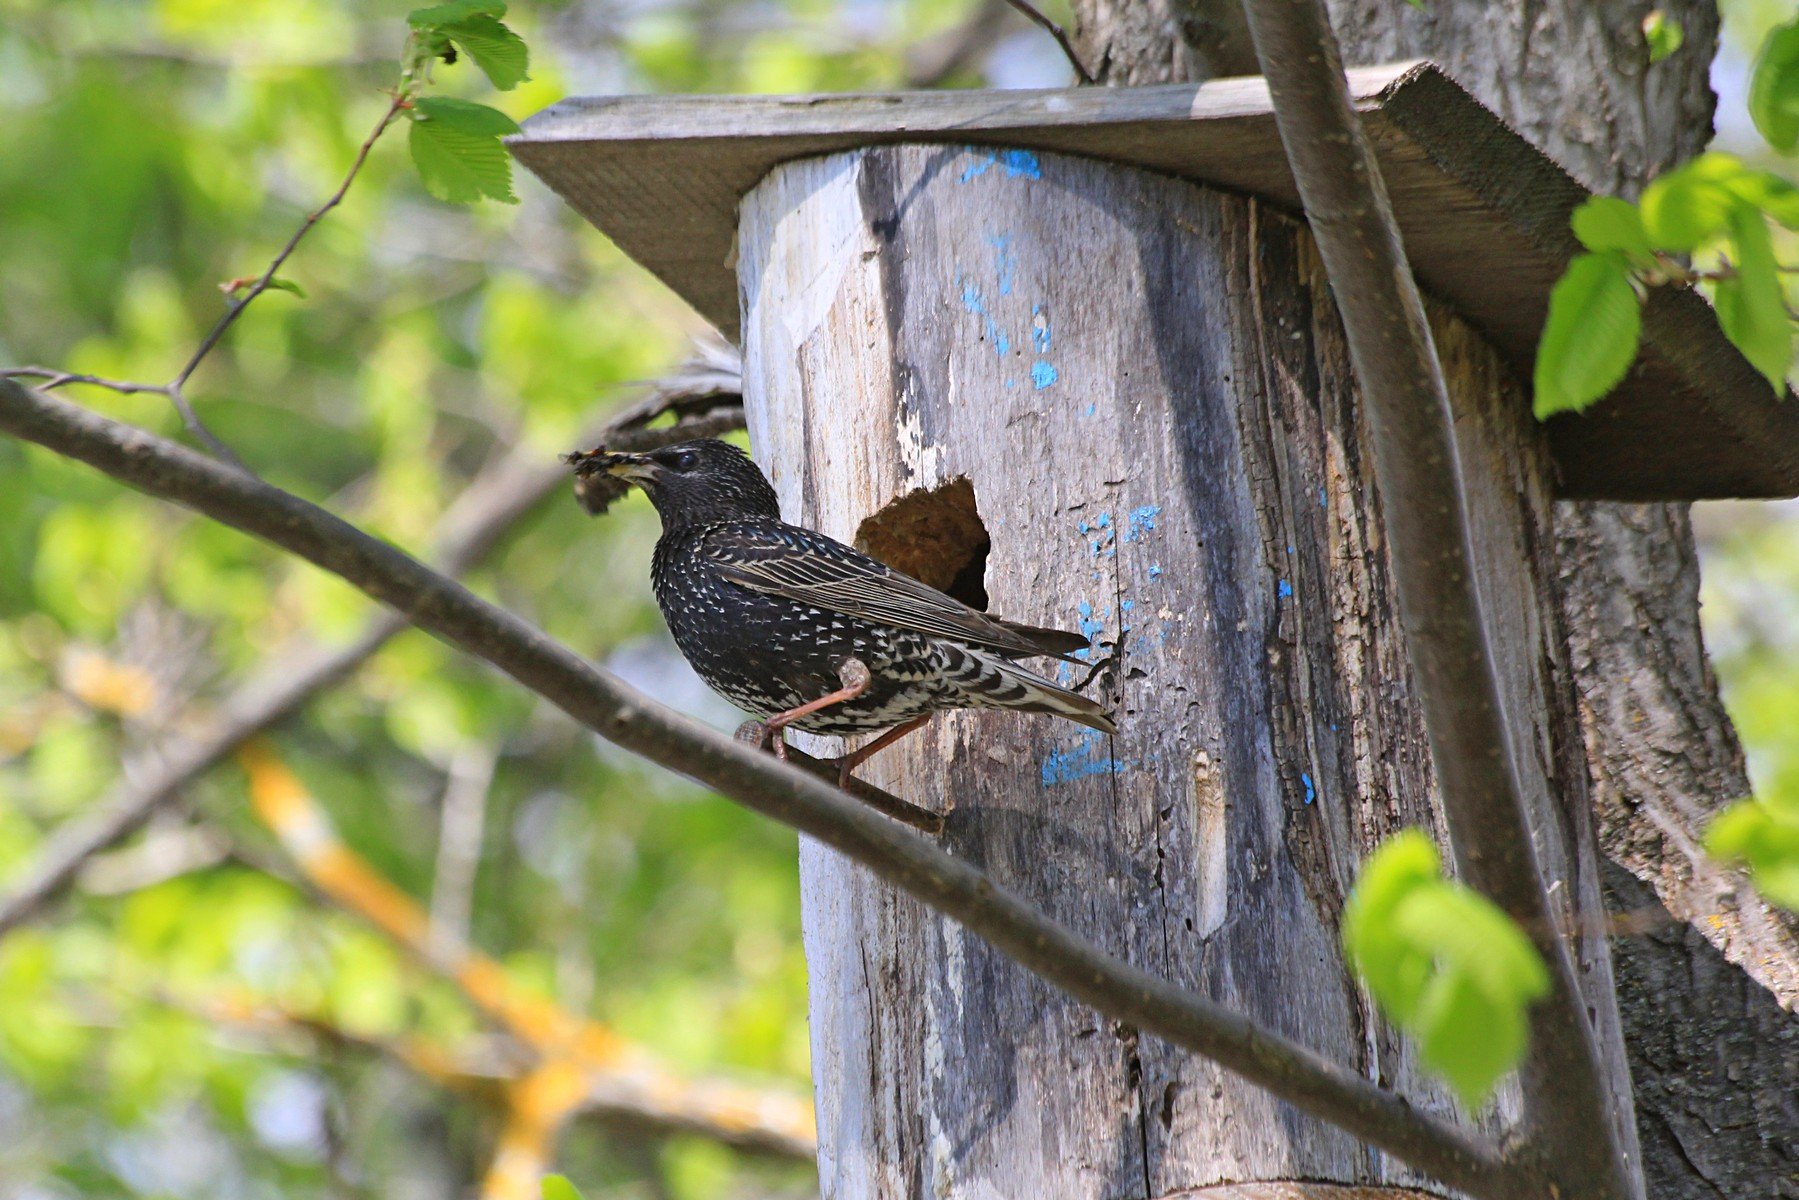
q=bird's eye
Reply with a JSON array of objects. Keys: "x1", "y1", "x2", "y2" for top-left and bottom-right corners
[{"x1": 670, "y1": 449, "x2": 700, "y2": 472}]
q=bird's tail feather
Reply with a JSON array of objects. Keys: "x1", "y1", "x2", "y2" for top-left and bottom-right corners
[
  {"x1": 992, "y1": 617, "x2": 1092, "y2": 661},
  {"x1": 951, "y1": 647, "x2": 1118, "y2": 735}
]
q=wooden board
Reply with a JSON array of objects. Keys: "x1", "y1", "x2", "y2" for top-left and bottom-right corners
[{"x1": 510, "y1": 61, "x2": 1799, "y2": 501}]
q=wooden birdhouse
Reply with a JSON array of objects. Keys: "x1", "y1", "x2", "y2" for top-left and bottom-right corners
[{"x1": 509, "y1": 61, "x2": 1796, "y2": 1199}]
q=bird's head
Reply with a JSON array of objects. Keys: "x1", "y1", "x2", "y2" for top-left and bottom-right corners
[{"x1": 564, "y1": 438, "x2": 781, "y2": 527}]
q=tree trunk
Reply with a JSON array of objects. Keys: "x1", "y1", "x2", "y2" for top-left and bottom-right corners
[
  {"x1": 737, "y1": 141, "x2": 1636, "y2": 1195},
  {"x1": 1070, "y1": 0, "x2": 1799, "y2": 1194}
]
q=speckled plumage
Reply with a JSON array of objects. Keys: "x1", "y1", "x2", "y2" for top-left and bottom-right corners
[{"x1": 566, "y1": 438, "x2": 1116, "y2": 740}]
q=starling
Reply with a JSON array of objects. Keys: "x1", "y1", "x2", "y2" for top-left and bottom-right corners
[{"x1": 566, "y1": 438, "x2": 1116, "y2": 782}]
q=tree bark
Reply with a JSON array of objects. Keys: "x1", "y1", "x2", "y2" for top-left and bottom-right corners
[
  {"x1": 739, "y1": 142, "x2": 1632, "y2": 1196},
  {"x1": 1069, "y1": 0, "x2": 1799, "y2": 1194}
]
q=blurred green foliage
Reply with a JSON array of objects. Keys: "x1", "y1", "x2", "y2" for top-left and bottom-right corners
[
  {"x1": 2, "y1": 0, "x2": 1796, "y2": 1196},
  {"x1": 0, "y1": 0, "x2": 1036, "y2": 1194},
  {"x1": 1700, "y1": 492, "x2": 1799, "y2": 917}
]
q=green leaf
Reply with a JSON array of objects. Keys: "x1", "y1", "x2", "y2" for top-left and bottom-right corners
[
  {"x1": 412, "y1": 96, "x2": 520, "y2": 136},
  {"x1": 542, "y1": 1176, "x2": 585, "y2": 1200},
  {"x1": 408, "y1": 98, "x2": 519, "y2": 205},
  {"x1": 1713, "y1": 204, "x2": 1793, "y2": 393},
  {"x1": 1342, "y1": 830, "x2": 1551, "y2": 1109},
  {"x1": 264, "y1": 277, "x2": 307, "y2": 299},
  {"x1": 1642, "y1": 11, "x2": 1684, "y2": 64},
  {"x1": 1532, "y1": 251, "x2": 1642, "y2": 418},
  {"x1": 1749, "y1": 16, "x2": 1799, "y2": 154},
  {"x1": 441, "y1": 15, "x2": 530, "y2": 90},
  {"x1": 1705, "y1": 797, "x2": 1799, "y2": 911},
  {"x1": 1641, "y1": 153, "x2": 1752, "y2": 252},
  {"x1": 1340, "y1": 829, "x2": 1442, "y2": 1023},
  {"x1": 408, "y1": 0, "x2": 505, "y2": 28},
  {"x1": 1412, "y1": 967, "x2": 1529, "y2": 1109},
  {"x1": 1570, "y1": 196, "x2": 1654, "y2": 262}
]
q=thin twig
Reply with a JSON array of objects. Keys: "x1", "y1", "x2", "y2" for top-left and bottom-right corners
[
  {"x1": 170, "y1": 95, "x2": 408, "y2": 393},
  {"x1": 1235, "y1": 1, "x2": 1632, "y2": 1197},
  {"x1": 3, "y1": 92, "x2": 409, "y2": 465},
  {"x1": 0, "y1": 371, "x2": 745, "y2": 939},
  {"x1": 0, "y1": 378, "x2": 1512, "y2": 1198},
  {"x1": 0, "y1": 367, "x2": 174, "y2": 395},
  {"x1": 998, "y1": 0, "x2": 1093, "y2": 84}
]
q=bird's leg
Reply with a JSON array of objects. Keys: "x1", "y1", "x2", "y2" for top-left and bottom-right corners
[
  {"x1": 757, "y1": 657, "x2": 872, "y2": 762},
  {"x1": 833, "y1": 714, "x2": 931, "y2": 788}
]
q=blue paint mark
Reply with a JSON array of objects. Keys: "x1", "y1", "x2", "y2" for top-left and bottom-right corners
[
  {"x1": 1077, "y1": 603, "x2": 1108, "y2": 641},
  {"x1": 1031, "y1": 305, "x2": 1052, "y2": 352},
  {"x1": 1003, "y1": 150, "x2": 1042, "y2": 178},
  {"x1": 1124, "y1": 505, "x2": 1162, "y2": 543},
  {"x1": 1319, "y1": 486, "x2": 1328, "y2": 509},
  {"x1": 1277, "y1": 579, "x2": 1294, "y2": 599},
  {"x1": 1080, "y1": 514, "x2": 1116, "y2": 560},
  {"x1": 958, "y1": 147, "x2": 1043, "y2": 182},
  {"x1": 1301, "y1": 772, "x2": 1316, "y2": 805},
  {"x1": 1286, "y1": 544, "x2": 1295, "y2": 555},
  {"x1": 1004, "y1": 378, "x2": 1016, "y2": 389},
  {"x1": 1120, "y1": 599, "x2": 1135, "y2": 613},
  {"x1": 1085, "y1": 402, "x2": 1098, "y2": 417},
  {"x1": 958, "y1": 276, "x2": 1011, "y2": 356},
  {"x1": 1147, "y1": 564, "x2": 1164, "y2": 581},
  {"x1": 990, "y1": 234, "x2": 1016, "y2": 296},
  {"x1": 1031, "y1": 360, "x2": 1059, "y2": 389},
  {"x1": 1042, "y1": 732, "x2": 1127, "y2": 787}
]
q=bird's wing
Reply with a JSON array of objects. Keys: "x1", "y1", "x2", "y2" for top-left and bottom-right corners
[{"x1": 699, "y1": 522, "x2": 1088, "y2": 660}]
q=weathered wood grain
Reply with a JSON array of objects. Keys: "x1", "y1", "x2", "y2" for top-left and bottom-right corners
[
  {"x1": 737, "y1": 144, "x2": 1635, "y2": 1197},
  {"x1": 511, "y1": 62, "x2": 1799, "y2": 502}
]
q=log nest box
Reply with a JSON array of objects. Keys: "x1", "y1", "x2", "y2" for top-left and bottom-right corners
[{"x1": 510, "y1": 61, "x2": 1784, "y2": 1198}]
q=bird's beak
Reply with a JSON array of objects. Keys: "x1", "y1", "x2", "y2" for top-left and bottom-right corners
[{"x1": 564, "y1": 449, "x2": 660, "y2": 483}]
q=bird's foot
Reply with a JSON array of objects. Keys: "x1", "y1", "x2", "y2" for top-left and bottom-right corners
[{"x1": 734, "y1": 719, "x2": 786, "y2": 759}]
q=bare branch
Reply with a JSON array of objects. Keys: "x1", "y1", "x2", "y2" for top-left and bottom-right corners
[
  {"x1": 1234, "y1": 1, "x2": 1633, "y2": 1195},
  {"x1": 0, "y1": 377, "x2": 1512, "y2": 1196},
  {"x1": 0, "y1": 374, "x2": 746, "y2": 939},
  {"x1": 155, "y1": 988, "x2": 819, "y2": 1160},
  {"x1": 430, "y1": 742, "x2": 499, "y2": 954}
]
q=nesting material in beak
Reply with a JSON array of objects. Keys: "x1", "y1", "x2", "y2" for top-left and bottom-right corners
[{"x1": 563, "y1": 447, "x2": 651, "y2": 516}]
